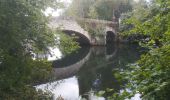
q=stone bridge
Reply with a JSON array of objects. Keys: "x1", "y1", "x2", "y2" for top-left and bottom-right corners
[{"x1": 49, "y1": 17, "x2": 119, "y2": 45}]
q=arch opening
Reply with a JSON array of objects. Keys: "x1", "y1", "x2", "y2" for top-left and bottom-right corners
[
  {"x1": 106, "y1": 31, "x2": 115, "y2": 45},
  {"x1": 62, "y1": 30, "x2": 90, "y2": 46}
]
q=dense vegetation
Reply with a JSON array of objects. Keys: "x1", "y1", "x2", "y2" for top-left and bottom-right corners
[
  {"x1": 111, "y1": 0, "x2": 170, "y2": 100},
  {"x1": 0, "y1": 0, "x2": 169, "y2": 99},
  {"x1": 65, "y1": 0, "x2": 133, "y2": 21},
  {"x1": 0, "y1": 0, "x2": 78, "y2": 99}
]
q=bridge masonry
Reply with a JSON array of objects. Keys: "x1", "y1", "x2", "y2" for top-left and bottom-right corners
[{"x1": 49, "y1": 17, "x2": 119, "y2": 45}]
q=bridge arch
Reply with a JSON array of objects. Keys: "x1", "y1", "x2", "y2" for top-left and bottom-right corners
[
  {"x1": 106, "y1": 31, "x2": 116, "y2": 44},
  {"x1": 62, "y1": 30, "x2": 90, "y2": 46}
]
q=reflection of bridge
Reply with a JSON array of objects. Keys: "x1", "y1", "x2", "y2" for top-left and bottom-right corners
[
  {"x1": 50, "y1": 17, "x2": 119, "y2": 45},
  {"x1": 52, "y1": 48, "x2": 91, "y2": 80},
  {"x1": 52, "y1": 45, "x2": 118, "y2": 80}
]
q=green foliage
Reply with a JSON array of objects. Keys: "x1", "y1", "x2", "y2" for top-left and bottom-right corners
[
  {"x1": 77, "y1": 20, "x2": 105, "y2": 37},
  {"x1": 96, "y1": 91, "x2": 106, "y2": 96},
  {"x1": 120, "y1": 0, "x2": 149, "y2": 36},
  {"x1": 94, "y1": 0, "x2": 115, "y2": 20},
  {"x1": 120, "y1": 0, "x2": 170, "y2": 43},
  {"x1": 118, "y1": 45, "x2": 170, "y2": 100},
  {"x1": 0, "y1": 53, "x2": 53, "y2": 99},
  {"x1": 64, "y1": 0, "x2": 96, "y2": 18},
  {"x1": 65, "y1": 0, "x2": 133, "y2": 20},
  {"x1": 0, "y1": 0, "x2": 70, "y2": 99},
  {"x1": 88, "y1": 6, "x2": 99, "y2": 19},
  {"x1": 59, "y1": 33, "x2": 80, "y2": 55},
  {"x1": 93, "y1": 0, "x2": 133, "y2": 20},
  {"x1": 113, "y1": 0, "x2": 170, "y2": 100}
]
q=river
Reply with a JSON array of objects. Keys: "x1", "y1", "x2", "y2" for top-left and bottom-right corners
[{"x1": 36, "y1": 43, "x2": 144, "y2": 100}]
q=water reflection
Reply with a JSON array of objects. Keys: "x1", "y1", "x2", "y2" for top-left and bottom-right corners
[
  {"x1": 52, "y1": 46, "x2": 91, "y2": 80},
  {"x1": 37, "y1": 44, "x2": 143, "y2": 100},
  {"x1": 52, "y1": 46, "x2": 90, "y2": 68},
  {"x1": 48, "y1": 47, "x2": 62, "y2": 61},
  {"x1": 36, "y1": 76, "x2": 80, "y2": 100}
]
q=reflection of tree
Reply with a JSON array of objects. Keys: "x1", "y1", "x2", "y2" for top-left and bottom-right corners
[
  {"x1": 77, "y1": 44, "x2": 143, "y2": 97},
  {"x1": 78, "y1": 47, "x2": 106, "y2": 94},
  {"x1": 116, "y1": 44, "x2": 143, "y2": 70}
]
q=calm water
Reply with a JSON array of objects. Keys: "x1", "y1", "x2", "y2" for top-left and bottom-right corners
[{"x1": 37, "y1": 44, "x2": 144, "y2": 100}]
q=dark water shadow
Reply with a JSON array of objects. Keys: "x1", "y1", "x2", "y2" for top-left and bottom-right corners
[{"x1": 52, "y1": 46, "x2": 90, "y2": 68}]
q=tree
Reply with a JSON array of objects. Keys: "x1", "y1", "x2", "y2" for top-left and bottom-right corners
[
  {"x1": 0, "y1": 0, "x2": 72, "y2": 99},
  {"x1": 112, "y1": 0, "x2": 170, "y2": 99},
  {"x1": 64, "y1": 0, "x2": 96, "y2": 18},
  {"x1": 65, "y1": 0, "x2": 133, "y2": 21}
]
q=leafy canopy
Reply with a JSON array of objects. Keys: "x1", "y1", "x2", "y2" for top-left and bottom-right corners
[
  {"x1": 113, "y1": 0, "x2": 170, "y2": 100},
  {"x1": 0, "y1": 0, "x2": 76, "y2": 99}
]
